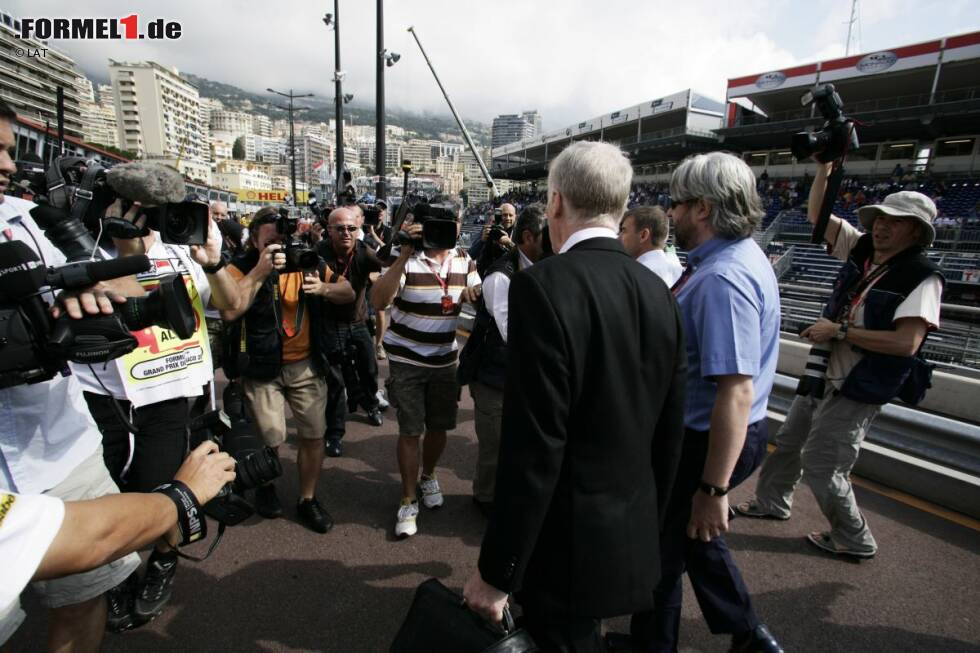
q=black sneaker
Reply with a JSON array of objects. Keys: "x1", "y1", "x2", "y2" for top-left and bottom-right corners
[
  {"x1": 297, "y1": 497, "x2": 334, "y2": 534},
  {"x1": 105, "y1": 570, "x2": 140, "y2": 633},
  {"x1": 133, "y1": 552, "x2": 178, "y2": 622},
  {"x1": 254, "y1": 483, "x2": 283, "y2": 519},
  {"x1": 366, "y1": 408, "x2": 383, "y2": 427},
  {"x1": 325, "y1": 437, "x2": 343, "y2": 458}
]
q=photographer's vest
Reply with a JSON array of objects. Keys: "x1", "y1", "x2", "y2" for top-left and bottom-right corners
[
  {"x1": 223, "y1": 250, "x2": 327, "y2": 381},
  {"x1": 824, "y1": 234, "x2": 944, "y2": 405},
  {"x1": 457, "y1": 248, "x2": 519, "y2": 390}
]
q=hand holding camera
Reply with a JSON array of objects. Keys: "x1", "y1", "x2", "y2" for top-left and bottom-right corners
[
  {"x1": 254, "y1": 243, "x2": 287, "y2": 279},
  {"x1": 173, "y1": 440, "x2": 237, "y2": 506},
  {"x1": 51, "y1": 282, "x2": 128, "y2": 320},
  {"x1": 397, "y1": 222, "x2": 424, "y2": 258},
  {"x1": 301, "y1": 271, "x2": 327, "y2": 297},
  {"x1": 189, "y1": 216, "x2": 224, "y2": 268}
]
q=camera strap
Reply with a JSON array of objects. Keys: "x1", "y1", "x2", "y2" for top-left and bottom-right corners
[
  {"x1": 153, "y1": 480, "x2": 206, "y2": 547},
  {"x1": 274, "y1": 273, "x2": 306, "y2": 339},
  {"x1": 68, "y1": 163, "x2": 106, "y2": 229}
]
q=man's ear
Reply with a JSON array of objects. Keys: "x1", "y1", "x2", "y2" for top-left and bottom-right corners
[{"x1": 639, "y1": 227, "x2": 652, "y2": 244}]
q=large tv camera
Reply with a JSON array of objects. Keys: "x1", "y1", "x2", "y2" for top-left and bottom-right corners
[
  {"x1": 27, "y1": 157, "x2": 209, "y2": 248},
  {"x1": 0, "y1": 241, "x2": 196, "y2": 389},
  {"x1": 188, "y1": 383, "x2": 282, "y2": 527},
  {"x1": 790, "y1": 84, "x2": 859, "y2": 164},
  {"x1": 393, "y1": 202, "x2": 460, "y2": 250},
  {"x1": 275, "y1": 208, "x2": 318, "y2": 272}
]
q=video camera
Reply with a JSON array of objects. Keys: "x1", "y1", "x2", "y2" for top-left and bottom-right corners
[
  {"x1": 275, "y1": 207, "x2": 318, "y2": 272},
  {"x1": 188, "y1": 382, "x2": 282, "y2": 527},
  {"x1": 394, "y1": 202, "x2": 459, "y2": 251},
  {"x1": 27, "y1": 157, "x2": 209, "y2": 247},
  {"x1": 487, "y1": 208, "x2": 509, "y2": 243},
  {"x1": 790, "y1": 84, "x2": 859, "y2": 163},
  {"x1": 363, "y1": 204, "x2": 383, "y2": 227},
  {"x1": 0, "y1": 241, "x2": 196, "y2": 389}
]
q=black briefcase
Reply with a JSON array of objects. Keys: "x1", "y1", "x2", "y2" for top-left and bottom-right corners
[{"x1": 390, "y1": 578, "x2": 538, "y2": 653}]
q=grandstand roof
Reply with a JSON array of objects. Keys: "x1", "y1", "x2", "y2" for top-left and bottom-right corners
[
  {"x1": 491, "y1": 89, "x2": 724, "y2": 180},
  {"x1": 719, "y1": 31, "x2": 980, "y2": 149}
]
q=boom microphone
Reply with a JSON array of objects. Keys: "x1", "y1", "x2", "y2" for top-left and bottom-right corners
[{"x1": 106, "y1": 162, "x2": 186, "y2": 205}]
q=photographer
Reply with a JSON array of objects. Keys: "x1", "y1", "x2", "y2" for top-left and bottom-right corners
[
  {"x1": 1, "y1": 441, "x2": 234, "y2": 649},
  {"x1": 736, "y1": 160, "x2": 943, "y2": 560},
  {"x1": 371, "y1": 200, "x2": 481, "y2": 538},
  {"x1": 468, "y1": 202, "x2": 516, "y2": 277},
  {"x1": 63, "y1": 162, "x2": 243, "y2": 630},
  {"x1": 362, "y1": 201, "x2": 392, "y2": 362},
  {"x1": 315, "y1": 207, "x2": 385, "y2": 458},
  {"x1": 458, "y1": 204, "x2": 547, "y2": 515},
  {"x1": 0, "y1": 99, "x2": 147, "y2": 652},
  {"x1": 222, "y1": 207, "x2": 354, "y2": 534}
]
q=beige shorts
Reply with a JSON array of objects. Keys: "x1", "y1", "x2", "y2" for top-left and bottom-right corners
[
  {"x1": 2, "y1": 447, "x2": 141, "y2": 644},
  {"x1": 242, "y1": 358, "x2": 328, "y2": 447}
]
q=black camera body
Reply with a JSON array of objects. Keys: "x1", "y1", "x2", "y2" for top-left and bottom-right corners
[
  {"x1": 394, "y1": 202, "x2": 459, "y2": 251},
  {"x1": 488, "y1": 224, "x2": 509, "y2": 243},
  {"x1": 363, "y1": 205, "x2": 382, "y2": 227},
  {"x1": 188, "y1": 383, "x2": 283, "y2": 526},
  {"x1": 791, "y1": 84, "x2": 859, "y2": 163},
  {"x1": 138, "y1": 201, "x2": 210, "y2": 246},
  {"x1": 276, "y1": 208, "x2": 318, "y2": 272},
  {"x1": 0, "y1": 241, "x2": 196, "y2": 389}
]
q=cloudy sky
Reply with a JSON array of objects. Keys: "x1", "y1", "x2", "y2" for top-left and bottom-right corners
[{"x1": 10, "y1": 0, "x2": 979, "y2": 130}]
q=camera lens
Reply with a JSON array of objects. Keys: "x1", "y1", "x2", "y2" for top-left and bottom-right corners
[
  {"x1": 119, "y1": 274, "x2": 196, "y2": 339},
  {"x1": 235, "y1": 447, "x2": 283, "y2": 491},
  {"x1": 165, "y1": 208, "x2": 195, "y2": 242}
]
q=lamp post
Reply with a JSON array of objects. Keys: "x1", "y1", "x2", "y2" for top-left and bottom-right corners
[
  {"x1": 323, "y1": 6, "x2": 346, "y2": 202},
  {"x1": 375, "y1": 1, "x2": 399, "y2": 201},
  {"x1": 268, "y1": 88, "x2": 313, "y2": 204}
]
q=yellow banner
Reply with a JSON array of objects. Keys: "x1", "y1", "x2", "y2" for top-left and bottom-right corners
[{"x1": 234, "y1": 189, "x2": 310, "y2": 204}]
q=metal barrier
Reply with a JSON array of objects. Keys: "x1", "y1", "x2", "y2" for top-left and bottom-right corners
[{"x1": 772, "y1": 246, "x2": 795, "y2": 280}]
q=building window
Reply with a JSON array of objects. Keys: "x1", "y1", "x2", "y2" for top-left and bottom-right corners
[
  {"x1": 880, "y1": 143, "x2": 916, "y2": 160},
  {"x1": 769, "y1": 151, "x2": 794, "y2": 165},
  {"x1": 935, "y1": 138, "x2": 975, "y2": 157},
  {"x1": 847, "y1": 143, "x2": 879, "y2": 161}
]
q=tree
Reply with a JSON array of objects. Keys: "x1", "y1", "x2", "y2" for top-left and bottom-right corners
[{"x1": 232, "y1": 136, "x2": 246, "y2": 160}]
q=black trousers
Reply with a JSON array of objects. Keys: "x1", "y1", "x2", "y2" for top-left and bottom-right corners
[
  {"x1": 630, "y1": 421, "x2": 768, "y2": 652},
  {"x1": 84, "y1": 392, "x2": 190, "y2": 493},
  {"x1": 520, "y1": 605, "x2": 606, "y2": 653},
  {"x1": 323, "y1": 321, "x2": 379, "y2": 440}
]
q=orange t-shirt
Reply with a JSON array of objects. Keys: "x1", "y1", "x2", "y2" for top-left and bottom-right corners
[{"x1": 227, "y1": 266, "x2": 310, "y2": 363}]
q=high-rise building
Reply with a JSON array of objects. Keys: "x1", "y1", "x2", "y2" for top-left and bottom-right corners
[
  {"x1": 521, "y1": 110, "x2": 542, "y2": 137},
  {"x1": 108, "y1": 60, "x2": 208, "y2": 163},
  {"x1": 209, "y1": 110, "x2": 253, "y2": 138},
  {"x1": 491, "y1": 113, "x2": 537, "y2": 149},
  {"x1": 0, "y1": 9, "x2": 86, "y2": 138},
  {"x1": 294, "y1": 133, "x2": 333, "y2": 189},
  {"x1": 252, "y1": 114, "x2": 272, "y2": 138},
  {"x1": 384, "y1": 142, "x2": 402, "y2": 175},
  {"x1": 77, "y1": 78, "x2": 118, "y2": 149}
]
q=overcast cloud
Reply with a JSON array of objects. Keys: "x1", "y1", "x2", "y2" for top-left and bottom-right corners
[{"x1": 9, "y1": 0, "x2": 979, "y2": 129}]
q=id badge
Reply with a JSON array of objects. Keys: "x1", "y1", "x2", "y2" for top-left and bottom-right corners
[{"x1": 441, "y1": 294, "x2": 454, "y2": 315}]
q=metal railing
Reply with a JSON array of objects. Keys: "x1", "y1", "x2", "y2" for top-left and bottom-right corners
[
  {"x1": 772, "y1": 246, "x2": 795, "y2": 280},
  {"x1": 753, "y1": 210, "x2": 787, "y2": 250}
]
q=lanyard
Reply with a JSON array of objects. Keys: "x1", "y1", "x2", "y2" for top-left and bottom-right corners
[
  {"x1": 275, "y1": 272, "x2": 306, "y2": 339},
  {"x1": 422, "y1": 257, "x2": 456, "y2": 315},
  {"x1": 840, "y1": 258, "x2": 892, "y2": 322}
]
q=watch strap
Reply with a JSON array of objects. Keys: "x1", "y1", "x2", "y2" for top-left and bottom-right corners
[{"x1": 698, "y1": 481, "x2": 729, "y2": 497}]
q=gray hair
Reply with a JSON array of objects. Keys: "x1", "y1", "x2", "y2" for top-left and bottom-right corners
[
  {"x1": 548, "y1": 141, "x2": 632, "y2": 229},
  {"x1": 670, "y1": 151, "x2": 763, "y2": 239}
]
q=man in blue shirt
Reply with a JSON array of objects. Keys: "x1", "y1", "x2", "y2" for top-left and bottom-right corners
[{"x1": 622, "y1": 152, "x2": 783, "y2": 653}]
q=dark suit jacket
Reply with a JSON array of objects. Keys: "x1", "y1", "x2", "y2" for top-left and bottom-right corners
[{"x1": 478, "y1": 236, "x2": 687, "y2": 618}]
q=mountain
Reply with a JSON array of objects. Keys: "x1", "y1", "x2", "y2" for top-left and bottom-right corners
[{"x1": 183, "y1": 73, "x2": 490, "y2": 146}]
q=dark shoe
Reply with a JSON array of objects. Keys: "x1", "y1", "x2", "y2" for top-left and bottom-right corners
[
  {"x1": 366, "y1": 408, "x2": 383, "y2": 427},
  {"x1": 254, "y1": 484, "x2": 283, "y2": 519},
  {"x1": 298, "y1": 497, "x2": 334, "y2": 533},
  {"x1": 133, "y1": 552, "x2": 178, "y2": 622},
  {"x1": 325, "y1": 438, "x2": 343, "y2": 458},
  {"x1": 105, "y1": 571, "x2": 140, "y2": 633},
  {"x1": 604, "y1": 632, "x2": 637, "y2": 653},
  {"x1": 730, "y1": 625, "x2": 784, "y2": 653}
]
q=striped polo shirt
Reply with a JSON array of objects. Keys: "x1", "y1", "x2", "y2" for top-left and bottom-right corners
[{"x1": 383, "y1": 247, "x2": 480, "y2": 368}]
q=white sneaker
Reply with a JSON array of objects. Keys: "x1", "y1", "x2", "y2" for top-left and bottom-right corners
[
  {"x1": 376, "y1": 388, "x2": 389, "y2": 411},
  {"x1": 418, "y1": 476, "x2": 444, "y2": 509},
  {"x1": 395, "y1": 501, "x2": 419, "y2": 538}
]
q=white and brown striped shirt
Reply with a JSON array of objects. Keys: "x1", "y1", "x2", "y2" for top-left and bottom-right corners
[{"x1": 383, "y1": 247, "x2": 480, "y2": 368}]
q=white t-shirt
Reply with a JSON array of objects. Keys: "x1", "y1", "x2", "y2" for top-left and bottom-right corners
[
  {"x1": 0, "y1": 491, "x2": 64, "y2": 609},
  {"x1": 636, "y1": 248, "x2": 684, "y2": 287},
  {"x1": 826, "y1": 220, "x2": 942, "y2": 387},
  {"x1": 482, "y1": 249, "x2": 534, "y2": 342},
  {"x1": 70, "y1": 234, "x2": 212, "y2": 401},
  {"x1": 0, "y1": 197, "x2": 103, "y2": 494}
]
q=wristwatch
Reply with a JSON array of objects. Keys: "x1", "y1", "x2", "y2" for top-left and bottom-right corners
[
  {"x1": 834, "y1": 319, "x2": 849, "y2": 341},
  {"x1": 698, "y1": 481, "x2": 729, "y2": 497},
  {"x1": 202, "y1": 256, "x2": 227, "y2": 275}
]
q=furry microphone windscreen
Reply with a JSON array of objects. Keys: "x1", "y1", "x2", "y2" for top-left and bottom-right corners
[{"x1": 105, "y1": 162, "x2": 186, "y2": 205}]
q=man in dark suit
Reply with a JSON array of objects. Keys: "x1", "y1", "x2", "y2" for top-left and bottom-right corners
[{"x1": 464, "y1": 141, "x2": 687, "y2": 652}]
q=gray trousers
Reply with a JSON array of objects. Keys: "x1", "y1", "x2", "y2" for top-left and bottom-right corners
[
  {"x1": 754, "y1": 391, "x2": 880, "y2": 552},
  {"x1": 470, "y1": 381, "x2": 504, "y2": 503}
]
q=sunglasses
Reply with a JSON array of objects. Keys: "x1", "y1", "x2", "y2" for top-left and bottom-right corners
[{"x1": 332, "y1": 225, "x2": 358, "y2": 233}]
